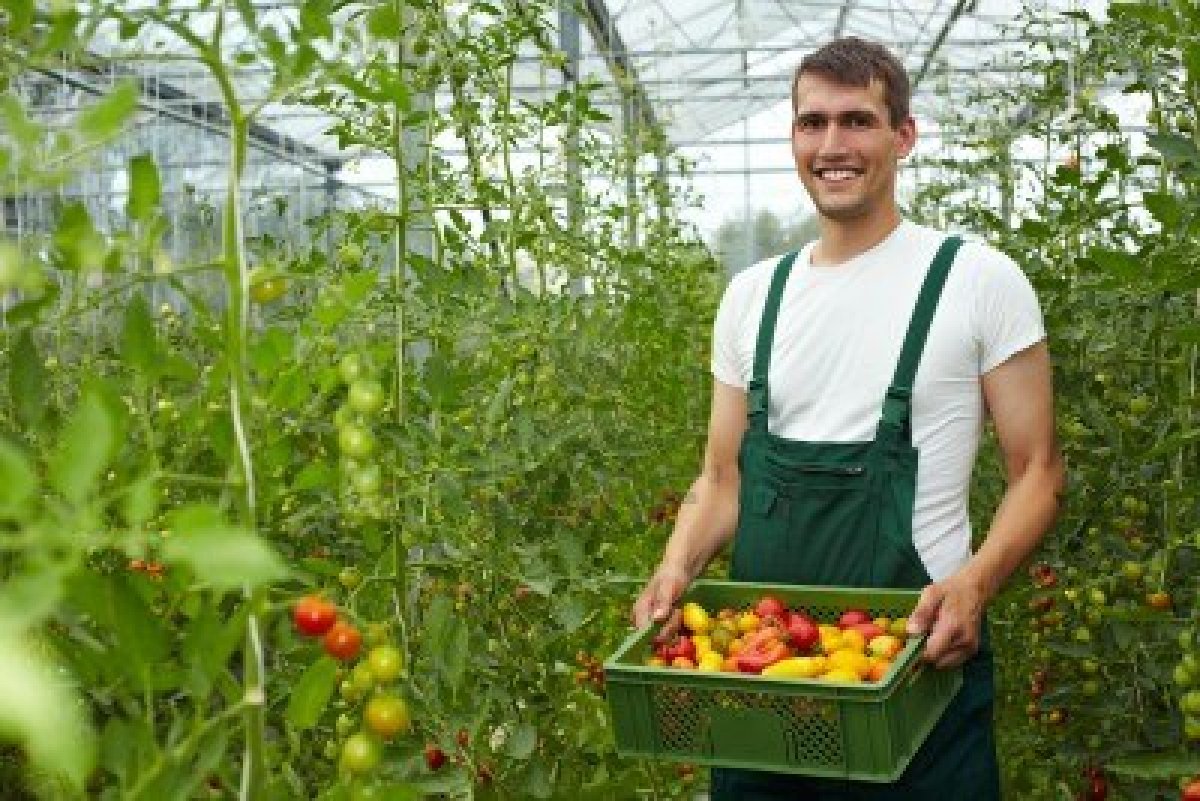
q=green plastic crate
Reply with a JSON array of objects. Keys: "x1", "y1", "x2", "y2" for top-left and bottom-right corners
[{"x1": 604, "y1": 580, "x2": 962, "y2": 782}]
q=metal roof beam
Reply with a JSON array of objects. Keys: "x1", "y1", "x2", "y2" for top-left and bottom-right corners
[
  {"x1": 833, "y1": 1, "x2": 856, "y2": 38},
  {"x1": 577, "y1": 0, "x2": 659, "y2": 132},
  {"x1": 913, "y1": 0, "x2": 976, "y2": 90}
]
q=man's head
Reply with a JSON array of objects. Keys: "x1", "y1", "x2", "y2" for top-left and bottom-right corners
[{"x1": 790, "y1": 37, "x2": 916, "y2": 223}]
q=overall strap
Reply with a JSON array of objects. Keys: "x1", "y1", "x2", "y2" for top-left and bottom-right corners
[
  {"x1": 880, "y1": 235, "x2": 964, "y2": 436},
  {"x1": 747, "y1": 250, "x2": 800, "y2": 432}
]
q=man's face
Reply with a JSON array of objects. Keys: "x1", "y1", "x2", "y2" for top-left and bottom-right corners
[{"x1": 791, "y1": 73, "x2": 915, "y2": 222}]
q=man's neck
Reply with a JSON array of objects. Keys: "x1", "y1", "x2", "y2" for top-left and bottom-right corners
[{"x1": 811, "y1": 208, "x2": 903, "y2": 267}]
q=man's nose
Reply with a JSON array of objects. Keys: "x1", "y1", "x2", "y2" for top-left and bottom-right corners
[{"x1": 818, "y1": 123, "x2": 850, "y2": 156}]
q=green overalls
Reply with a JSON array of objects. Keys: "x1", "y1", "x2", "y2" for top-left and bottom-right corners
[{"x1": 710, "y1": 237, "x2": 1001, "y2": 800}]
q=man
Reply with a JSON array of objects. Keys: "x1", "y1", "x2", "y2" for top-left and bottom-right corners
[{"x1": 630, "y1": 37, "x2": 1063, "y2": 799}]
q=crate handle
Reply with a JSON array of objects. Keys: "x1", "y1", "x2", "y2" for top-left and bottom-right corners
[{"x1": 900, "y1": 634, "x2": 929, "y2": 687}]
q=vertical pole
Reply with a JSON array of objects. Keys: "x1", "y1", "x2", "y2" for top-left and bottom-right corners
[
  {"x1": 623, "y1": 90, "x2": 638, "y2": 247},
  {"x1": 559, "y1": 0, "x2": 581, "y2": 237}
]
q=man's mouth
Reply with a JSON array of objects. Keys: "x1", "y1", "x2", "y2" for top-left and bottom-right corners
[{"x1": 812, "y1": 167, "x2": 864, "y2": 183}]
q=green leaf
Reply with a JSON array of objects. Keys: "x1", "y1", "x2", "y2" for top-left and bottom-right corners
[
  {"x1": 0, "y1": 437, "x2": 36, "y2": 517},
  {"x1": 0, "y1": 633, "x2": 96, "y2": 791},
  {"x1": 9, "y1": 328, "x2": 47, "y2": 429},
  {"x1": 0, "y1": 93, "x2": 42, "y2": 148},
  {"x1": 286, "y1": 656, "x2": 339, "y2": 730},
  {"x1": 49, "y1": 388, "x2": 114, "y2": 504},
  {"x1": 77, "y1": 81, "x2": 139, "y2": 139},
  {"x1": 122, "y1": 472, "x2": 158, "y2": 528},
  {"x1": 551, "y1": 594, "x2": 588, "y2": 633},
  {"x1": 126, "y1": 153, "x2": 161, "y2": 222},
  {"x1": 121, "y1": 292, "x2": 159, "y2": 375},
  {"x1": 423, "y1": 596, "x2": 469, "y2": 694},
  {"x1": 366, "y1": 5, "x2": 400, "y2": 36},
  {"x1": 163, "y1": 505, "x2": 289, "y2": 590},
  {"x1": 1147, "y1": 133, "x2": 1200, "y2": 166},
  {"x1": 505, "y1": 723, "x2": 537, "y2": 759},
  {"x1": 1142, "y1": 191, "x2": 1180, "y2": 228},
  {"x1": 1107, "y1": 751, "x2": 1200, "y2": 779},
  {"x1": 52, "y1": 201, "x2": 104, "y2": 273}
]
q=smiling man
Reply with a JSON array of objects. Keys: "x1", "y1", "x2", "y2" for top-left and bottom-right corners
[{"x1": 631, "y1": 37, "x2": 1064, "y2": 799}]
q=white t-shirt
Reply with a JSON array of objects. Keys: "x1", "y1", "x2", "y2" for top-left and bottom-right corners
[{"x1": 711, "y1": 220, "x2": 1046, "y2": 581}]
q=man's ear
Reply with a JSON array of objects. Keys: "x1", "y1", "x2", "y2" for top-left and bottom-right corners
[{"x1": 895, "y1": 115, "x2": 917, "y2": 158}]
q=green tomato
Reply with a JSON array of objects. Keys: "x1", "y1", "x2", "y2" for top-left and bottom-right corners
[
  {"x1": 367, "y1": 645, "x2": 404, "y2": 683},
  {"x1": 349, "y1": 379, "x2": 385, "y2": 415},
  {"x1": 339, "y1": 424, "x2": 376, "y2": 459},
  {"x1": 339, "y1": 566, "x2": 363, "y2": 590},
  {"x1": 351, "y1": 464, "x2": 382, "y2": 495},
  {"x1": 340, "y1": 733, "x2": 381, "y2": 775},
  {"x1": 338, "y1": 241, "x2": 364, "y2": 267},
  {"x1": 339, "y1": 354, "x2": 365, "y2": 384},
  {"x1": 1181, "y1": 690, "x2": 1200, "y2": 715},
  {"x1": 350, "y1": 662, "x2": 376, "y2": 694}
]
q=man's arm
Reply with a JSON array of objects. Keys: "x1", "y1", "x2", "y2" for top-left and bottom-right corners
[
  {"x1": 908, "y1": 340, "x2": 1065, "y2": 667},
  {"x1": 630, "y1": 379, "x2": 747, "y2": 629}
]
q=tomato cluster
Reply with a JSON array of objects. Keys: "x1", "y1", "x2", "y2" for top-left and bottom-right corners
[
  {"x1": 335, "y1": 355, "x2": 387, "y2": 518},
  {"x1": 292, "y1": 595, "x2": 361, "y2": 661},
  {"x1": 646, "y1": 596, "x2": 911, "y2": 684}
]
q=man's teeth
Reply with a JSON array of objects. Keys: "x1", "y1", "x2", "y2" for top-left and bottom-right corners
[{"x1": 818, "y1": 169, "x2": 860, "y2": 181}]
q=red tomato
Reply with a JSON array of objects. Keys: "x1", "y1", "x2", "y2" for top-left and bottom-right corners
[
  {"x1": 424, "y1": 743, "x2": 446, "y2": 771},
  {"x1": 754, "y1": 596, "x2": 787, "y2": 621},
  {"x1": 837, "y1": 609, "x2": 871, "y2": 629},
  {"x1": 655, "y1": 635, "x2": 696, "y2": 662},
  {"x1": 1183, "y1": 779, "x2": 1200, "y2": 801},
  {"x1": 785, "y1": 612, "x2": 819, "y2": 652},
  {"x1": 323, "y1": 621, "x2": 362, "y2": 661},
  {"x1": 293, "y1": 596, "x2": 338, "y2": 637}
]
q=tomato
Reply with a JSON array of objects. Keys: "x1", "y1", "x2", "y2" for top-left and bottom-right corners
[
  {"x1": 364, "y1": 694, "x2": 411, "y2": 739},
  {"x1": 339, "y1": 732, "x2": 380, "y2": 775},
  {"x1": 339, "y1": 424, "x2": 376, "y2": 459},
  {"x1": 1147, "y1": 591, "x2": 1173, "y2": 610},
  {"x1": 293, "y1": 595, "x2": 338, "y2": 637},
  {"x1": 424, "y1": 743, "x2": 447, "y2": 771},
  {"x1": 367, "y1": 645, "x2": 404, "y2": 683},
  {"x1": 339, "y1": 566, "x2": 362, "y2": 590},
  {"x1": 248, "y1": 269, "x2": 287, "y2": 304},
  {"x1": 785, "y1": 612, "x2": 819, "y2": 652},
  {"x1": 754, "y1": 596, "x2": 787, "y2": 622},
  {"x1": 350, "y1": 464, "x2": 382, "y2": 495},
  {"x1": 655, "y1": 635, "x2": 696, "y2": 662},
  {"x1": 338, "y1": 241, "x2": 364, "y2": 267},
  {"x1": 349, "y1": 379, "x2": 385, "y2": 415},
  {"x1": 849, "y1": 622, "x2": 885, "y2": 641},
  {"x1": 837, "y1": 609, "x2": 871, "y2": 629},
  {"x1": 1182, "y1": 779, "x2": 1200, "y2": 801},
  {"x1": 349, "y1": 662, "x2": 375, "y2": 694},
  {"x1": 364, "y1": 622, "x2": 390, "y2": 647},
  {"x1": 323, "y1": 621, "x2": 363, "y2": 661},
  {"x1": 339, "y1": 354, "x2": 365, "y2": 384}
]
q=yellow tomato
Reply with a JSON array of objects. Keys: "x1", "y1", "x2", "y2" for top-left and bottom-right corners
[
  {"x1": 697, "y1": 652, "x2": 724, "y2": 672},
  {"x1": 826, "y1": 649, "x2": 872, "y2": 679},
  {"x1": 760, "y1": 656, "x2": 828, "y2": 679},
  {"x1": 737, "y1": 612, "x2": 761, "y2": 633},
  {"x1": 873, "y1": 617, "x2": 891, "y2": 630},
  {"x1": 692, "y1": 635, "x2": 713, "y2": 659},
  {"x1": 840, "y1": 629, "x2": 867, "y2": 653},
  {"x1": 821, "y1": 668, "x2": 864, "y2": 683},
  {"x1": 645, "y1": 656, "x2": 667, "y2": 667},
  {"x1": 682, "y1": 602, "x2": 712, "y2": 635},
  {"x1": 890, "y1": 617, "x2": 910, "y2": 638},
  {"x1": 819, "y1": 630, "x2": 844, "y2": 654},
  {"x1": 866, "y1": 657, "x2": 892, "y2": 683},
  {"x1": 868, "y1": 634, "x2": 904, "y2": 659}
]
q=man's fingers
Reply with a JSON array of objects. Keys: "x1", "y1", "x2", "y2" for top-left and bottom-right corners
[{"x1": 906, "y1": 584, "x2": 944, "y2": 636}]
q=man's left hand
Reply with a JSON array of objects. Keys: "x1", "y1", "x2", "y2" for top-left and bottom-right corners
[{"x1": 905, "y1": 575, "x2": 986, "y2": 668}]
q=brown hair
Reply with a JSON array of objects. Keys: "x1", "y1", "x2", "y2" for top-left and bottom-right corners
[{"x1": 793, "y1": 37, "x2": 911, "y2": 128}]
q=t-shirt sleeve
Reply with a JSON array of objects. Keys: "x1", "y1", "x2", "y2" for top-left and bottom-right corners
[
  {"x1": 973, "y1": 247, "x2": 1047, "y2": 374},
  {"x1": 711, "y1": 274, "x2": 748, "y2": 388}
]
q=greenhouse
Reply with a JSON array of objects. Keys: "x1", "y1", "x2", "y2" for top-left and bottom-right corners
[{"x1": 1, "y1": 0, "x2": 1197, "y2": 799}]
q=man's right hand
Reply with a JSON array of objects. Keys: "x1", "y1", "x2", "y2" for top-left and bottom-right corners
[{"x1": 630, "y1": 564, "x2": 691, "y2": 634}]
